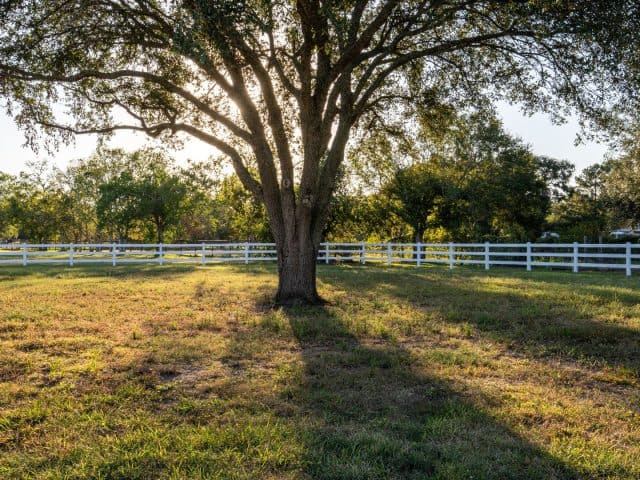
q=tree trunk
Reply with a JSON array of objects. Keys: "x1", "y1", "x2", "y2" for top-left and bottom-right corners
[
  {"x1": 413, "y1": 228, "x2": 424, "y2": 259},
  {"x1": 274, "y1": 219, "x2": 321, "y2": 305},
  {"x1": 157, "y1": 223, "x2": 164, "y2": 244}
]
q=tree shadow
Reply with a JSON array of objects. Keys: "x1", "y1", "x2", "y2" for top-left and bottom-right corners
[
  {"x1": 0, "y1": 263, "x2": 199, "y2": 281},
  {"x1": 454, "y1": 266, "x2": 640, "y2": 307},
  {"x1": 269, "y1": 305, "x2": 578, "y2": 479},
  {"x1": 321, "y1": 265, "x2": 640, "y2": 378}
]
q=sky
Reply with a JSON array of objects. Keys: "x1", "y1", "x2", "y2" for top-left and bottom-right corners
[{"x1": 0, "y1": 102, "x2": 610, "y2": 177}]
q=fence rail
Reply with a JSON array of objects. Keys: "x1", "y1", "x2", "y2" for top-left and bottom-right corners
[{"x1": 0, "y1": 242, "x2": 639, "y2": 276}]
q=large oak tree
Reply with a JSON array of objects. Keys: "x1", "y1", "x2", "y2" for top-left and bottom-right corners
[{"x1": 1, "y1": 0, "x2": 639, "y2": 303}]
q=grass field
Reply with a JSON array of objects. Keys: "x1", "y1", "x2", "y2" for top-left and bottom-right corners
[{"x1": 0, "y1": 264, "x2": 639, "y2": 479}]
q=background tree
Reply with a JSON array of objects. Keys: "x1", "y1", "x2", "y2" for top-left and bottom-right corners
[
  {"x1": 96, "y1": 171, "x2": 140, "y2": 243},
  {"x1": 95, "y1": 150, "x2": 189, "y2": 243},
  {"x1": 7, "y1": 161, "x2": 62, "y2": 243},
  {"x1": 56, "y1": 149, "x2": 138, "y2": 242},
  {"x1": 54, "y1": 161, "x2": 104, "y2": 243},
  {"x1": 602, "y1": 138, "x2": 640, "y2": 230},
  {"x1": 453, "y1": 144, "x2": 552, "y2": 241},
  {"x1": 136, "y1": 164, "x2": 188, "y2": 244},
  {"x1": 354, "y1": 111, "x2": 565, "y2": 242},
  {"x1": 385, "y1": 163, "x2": 443, "y2": 243},
  {"x1": 323, "y1": 187, "x2": 409, "y2": 243},
  {"x1": 0, "y1": 172, "x2": 16, "y2": 240},
  {"x1": 2, "y1": 1, "x2": 640, "y2": 302},
  {"x1": 176, "y1": 160, "x2": 221, "y2": 242},
  {"x1": 212, "y1": 176, "x2": 272, "y2": 242},
  {"x1": 536, "y1": 157, "x2": 575, "y2": 204},
  {"x1": 549, "y1": 164, "x2": 612, "y2": 242}
]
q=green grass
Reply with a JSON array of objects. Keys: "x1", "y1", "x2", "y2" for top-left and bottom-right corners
[{"x1": 1, "y1": 263, "x2": 639, "y2": 479}]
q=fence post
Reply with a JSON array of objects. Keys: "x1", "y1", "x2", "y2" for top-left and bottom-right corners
[
  {"x1": 484, "y1": 242, "x2": 490, "y2": 270},
  {"x1": 244, "y1": 242, "x2": 249, "y2": 264},
  {"x1": 387, "y1": 243, "x2": 392, "y2": 266},
  {"x1": 159, "y1": 244, "x2": 164, "y2": 265},
  {"x1": 201, "y1": 243, "x2": 206, "y2": 266},
  {"x1": 69, "y1": 243, "x2": 74, "y2": 267},
  {"x1": 112, "y1": 243, "x2": 116, "y2": 266},
  {"x1": 325, "y1": 243, "x2": 330, "y2": 264},
  {"x1": 21, "y1": 242, "x2": 27, "y2": 266},
  {"x1": 449, "y1": 242, "x2": 454, "y2": 270},
  {"x1": 526, "y1": 242, "x2": 532, "y2": 272},
  {"x1": 626, "y1": 242, "x2": 632, "y2": 277},
  {"x1": 417, "y1": 241, "x2": 422, "y2": 267},
  {"x1": 360, "y1": 242, "x2": 366, "y2": 265},
  {"x1": 573, "y1": 242, "x2": 579, "y2": 273}
]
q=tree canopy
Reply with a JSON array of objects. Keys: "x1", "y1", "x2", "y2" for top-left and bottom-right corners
[{"x1": 2, "y1": 0, "x2": 640, "y2": 302}]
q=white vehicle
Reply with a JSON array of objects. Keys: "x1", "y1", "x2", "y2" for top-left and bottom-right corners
[
  {"x1": 609, "y1": 228, "x2": 640, "y2": 239},
  {"x1": 540, "y1": 231, "x2": 560, "y2": 240}
]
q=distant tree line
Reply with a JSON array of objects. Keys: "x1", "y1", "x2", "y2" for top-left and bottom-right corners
[
  {"x1": 548, "y1": 135, "x2": 640, "y2": 243},
  {"x1": 1, "y1": 114, "x2": 638, "y2": 244},
  {"x1": 325, "y1": 111, "x2": 640, "y2": 244},
  {"x1": 0, "y1": 149, "x2": 271, "y2": 244}
]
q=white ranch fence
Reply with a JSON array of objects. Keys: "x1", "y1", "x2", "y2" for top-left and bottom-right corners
[{"x1": 1, "y1": 242, "x2": 639, "y2": 276}]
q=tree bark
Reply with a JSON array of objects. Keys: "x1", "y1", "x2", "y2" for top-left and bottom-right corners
[{"x1": 274, "y1": 216, "x2": 322, "y2": 305}]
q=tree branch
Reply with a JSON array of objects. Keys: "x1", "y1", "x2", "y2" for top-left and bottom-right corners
[{"x1": 1, "y1": 65, "x2": 253, "y2": 142}]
